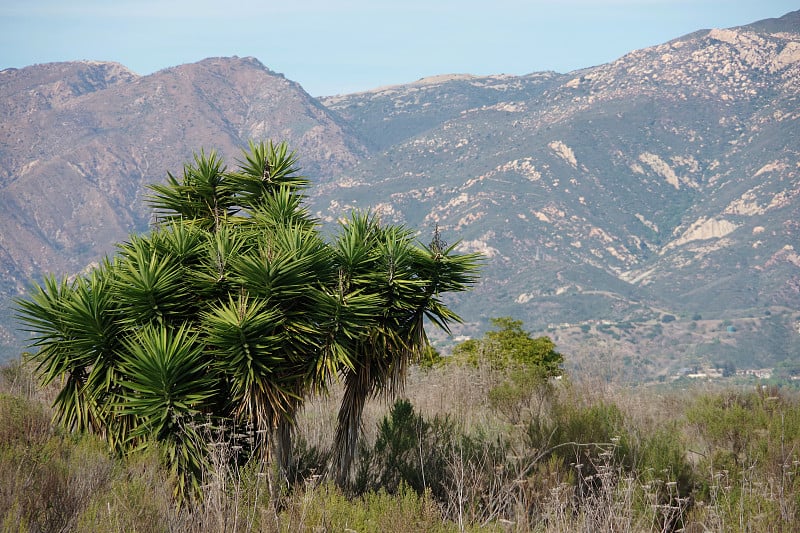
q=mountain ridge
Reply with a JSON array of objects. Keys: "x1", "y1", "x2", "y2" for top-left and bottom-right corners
[
  {"x1": 2, "y1": 11, "x2": 799, "y2": 379},
  {"x1": 310, "y1": 10, "x2": 800, "y2": 377}
]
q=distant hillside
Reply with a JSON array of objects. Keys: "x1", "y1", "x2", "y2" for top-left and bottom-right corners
[
  {"x1": 0, "y1": 57, "x2": 367, "y2": 358},
  {"x1": 311, "y1": 10, "x2": 800, "y2": 377},
  {"x1": 2, "y1": 12, "x2": 799, "y2": 380}
]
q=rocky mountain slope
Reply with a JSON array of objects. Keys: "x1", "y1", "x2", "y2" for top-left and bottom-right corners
[
  {"x1": 0, "y1": 57, "x2": 366, "y2": 355},
  {"x1": 1, "y1": 12, "x2": 799, "y2": 379},
  {"x1": 313, "y1": 10, "x2": 800, "y2": 376}
]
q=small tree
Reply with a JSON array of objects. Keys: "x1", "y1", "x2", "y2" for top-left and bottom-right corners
[
  {"x1": 453, "y1": 317, "x2": 563, "y2": 373},
  {"x1": 453, "y1": 317, "x2": 563, "y2": 424}
]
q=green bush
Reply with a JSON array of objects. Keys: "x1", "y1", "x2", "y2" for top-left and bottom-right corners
[
  {"x1": 76, "y1": 469, "x2": 171, "y2": 532},
  {"x1": 0, "y1": 419, "x2": 112, "y2": 532},
  {"x1": 528, "y1": 400, "x2": 631, "y2": 465},
  {"x1": 0, "y1": 393, "x2": 51, "y2": 447},
  {"x1": 280, "y1": 481, "x2": 454, "y2": 533},
  {"x1": 417, "y1": 345, "x2": 445, "y2": 370},
  {"x1": 450, "y1": 318, "x2": 563, "y2": 377},
  {"x1": 355, "y1": 399, "x2": 457, "y2": 504},
  {"x1": 636, "y1": 425, "x2": 695, "y2": 531},
  {"x1": 488, "y1": 366, "x2": 552, "y2": 425},
  {"x1": 687, "y1": 389, "x2": 800, "y2": 527},
  {"x1": 688, "y1": 391, "x2": 770, "y2": 464}
]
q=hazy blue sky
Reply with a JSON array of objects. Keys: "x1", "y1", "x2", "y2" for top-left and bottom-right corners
[{"x1": 1, "y1": 1, "x2": 797, "y2": 96}]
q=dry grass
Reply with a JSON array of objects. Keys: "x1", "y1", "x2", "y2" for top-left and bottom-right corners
[{"x1": 2, "y1": 357, "x2": 800, "y2": 532}]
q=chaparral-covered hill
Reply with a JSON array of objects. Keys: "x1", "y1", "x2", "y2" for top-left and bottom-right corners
[{"x1": 2, "y1": 11, "x2": 799, "y2": 380}]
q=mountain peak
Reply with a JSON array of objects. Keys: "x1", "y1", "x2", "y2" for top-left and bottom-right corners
[{"x1": 741, "y1": 9, "x2": 800, "y2": 34}]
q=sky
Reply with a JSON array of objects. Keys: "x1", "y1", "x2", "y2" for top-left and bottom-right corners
[{"x1": 1, "y1": 1, "x2": 797, "y2": 97}]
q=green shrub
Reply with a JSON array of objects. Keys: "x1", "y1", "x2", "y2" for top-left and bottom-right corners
[
  {"x1": 0, "y1": 393, "x2": 51, "y2": 447},
  {"x1": 0, "y1": 428, "x2": 112, "y2": 532},
  {"x1": 76, "y1": 471, "x2": 171, "y2": 532},
  {"x1": 280, "y1": 481, "x2": 454, "y2": 533},
  {"x1": 488, "y1": 366, "x2": 552, "y2": 425},
  {"x1": 417, "y1": 345, "x2": 445, "y2": 370},
  {"x1": 528, "y1": 400, "x2": 632, "y2": 466},
  {"x1": 687, "y1": 389, "x2": 800, "y2": 527},
  {"x1": 636, "y1": 425, "x2": 695, "y2": 531},
  {"x1": 637, "y1": 425, "x2": 694, "y2": 492},
  {"x1": 688, "y1": 391, "x2": 770, "y2": 464},
  {"x1": 355, "y1": 399, "x2": 457, "y2": 504},
  {"x1": 450, "y1": 318, "x2": 562, "y2": 377}
]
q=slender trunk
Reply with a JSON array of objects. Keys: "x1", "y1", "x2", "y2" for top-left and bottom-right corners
[
  {"x1": 332, "y1": 366, "x2": 371, "y2": 487},
  {"x1": 275, "y1": 414, "x2": 294, "y2": 485}
]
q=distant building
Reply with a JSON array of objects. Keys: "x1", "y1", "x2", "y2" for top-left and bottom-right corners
[{"x1": 741, "y1": 368, "x2": 773, "y2": 379}]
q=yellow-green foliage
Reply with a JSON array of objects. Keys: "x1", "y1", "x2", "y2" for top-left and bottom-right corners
[
  {"x1": 0, "y1": 394, "x2": 113, "y2": 532},
  {"x1": 76, "y1": 447, "x2": 173, "y2": 533},
  {"x1": 686, "y1": 388, "x2": 800, "y2": 529},
  {"x1": 451, "y1": 317, "x2": 563, "y2": 375},
  {"x1": 280, "y1": 482, "x2": 455, "y2": 533}
]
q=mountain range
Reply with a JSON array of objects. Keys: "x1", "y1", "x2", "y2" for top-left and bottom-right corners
[{"x1": 2, "y1": 10, "x2": 799, "y2": 380}]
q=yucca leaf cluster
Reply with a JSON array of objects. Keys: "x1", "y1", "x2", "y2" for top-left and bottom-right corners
[{"x1": 15, "y1": 141, "x2": 481, "y2": 502}]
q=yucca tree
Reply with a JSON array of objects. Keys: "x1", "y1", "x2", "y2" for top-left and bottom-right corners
[
  {"x1": 330, "y1": 216, "x2": 481, "y2": 485},
  {"x1": 148, "y1": 142, "x2": 326, "y2": 479},
  {"x1": 16, "y1": 140, "x2": 481, "y2": 502},
  {"x1": 228, "y1": 140, "x2": 310, "y2": 208}
]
